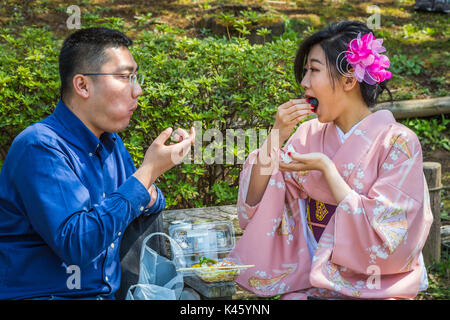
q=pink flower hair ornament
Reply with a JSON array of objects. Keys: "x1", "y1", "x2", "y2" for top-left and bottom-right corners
[{"x1": 337, "y1": 32, "x2": 392, "y2": 85}]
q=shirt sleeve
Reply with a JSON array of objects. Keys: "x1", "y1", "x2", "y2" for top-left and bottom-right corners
[
  {"x1": 115, "y1": 135, "x2": 166, "y2": 216},
  {"x1": 14, "y1": 141, "x2": 151, "y2": 267}
]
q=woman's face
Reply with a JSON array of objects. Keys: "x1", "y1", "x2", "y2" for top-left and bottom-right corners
[{"x1": 300, "y1": 44, "x2": 346, "y2": 123}]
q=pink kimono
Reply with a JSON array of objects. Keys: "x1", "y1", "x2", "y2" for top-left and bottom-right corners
[{"x1": 230, "y1": 110, "x2": 433, "y2": 299}]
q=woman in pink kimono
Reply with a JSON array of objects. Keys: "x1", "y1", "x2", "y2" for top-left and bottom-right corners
[{"x1": 230, "y1": 20, "x2": 433, "y2": 299}]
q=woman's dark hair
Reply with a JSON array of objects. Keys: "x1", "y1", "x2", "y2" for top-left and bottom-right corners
[
  {"x1": 59, "y1": 27, "x2": 133, "y2": 102},
  {"x1": 294, "y1": 20, "x2": 392, "y2": 108}
]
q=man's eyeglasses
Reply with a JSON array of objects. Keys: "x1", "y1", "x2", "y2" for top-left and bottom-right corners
[{"x1": 81, "y1": 72, "x2": 145, "y2": 87}]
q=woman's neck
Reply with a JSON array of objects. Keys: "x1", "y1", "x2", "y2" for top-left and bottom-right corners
[{"x1": 334, "y1": 102, "x2": 372, "y2": 134}]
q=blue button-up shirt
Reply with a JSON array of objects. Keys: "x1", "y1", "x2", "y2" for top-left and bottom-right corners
[{"x1": 0, "y1": 100, "x2": 165, "y2": 299}]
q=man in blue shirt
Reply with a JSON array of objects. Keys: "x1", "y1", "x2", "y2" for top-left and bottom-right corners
[{"x1": 0, "y1": 28, "x2": 195, "y2": 299}]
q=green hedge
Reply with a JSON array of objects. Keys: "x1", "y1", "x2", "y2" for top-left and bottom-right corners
[
  {"x1": 0, "y1": 27, "x2": 61, "y2": 151},
  {"x1": 0, "y1": 25, "x2": 302, "y2": 208}
]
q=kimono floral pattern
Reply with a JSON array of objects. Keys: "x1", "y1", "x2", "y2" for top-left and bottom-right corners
[
  {"x1": 323, "y1": 262, "x2": 365, "y2": 297},
  {"x1": 230, "y1": 110, "x2": 433, "y2": 299},
  {"x1": 371, "y1": 198, "x2": 408, "y2": 254},
  {"x1": 248, "y1": 264, "x2": 297, "y2": 294}
]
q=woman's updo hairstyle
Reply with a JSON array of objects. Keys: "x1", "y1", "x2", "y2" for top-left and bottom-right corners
[{"x1": 294, "y1": 20, "x2": 392, "y2": 108}]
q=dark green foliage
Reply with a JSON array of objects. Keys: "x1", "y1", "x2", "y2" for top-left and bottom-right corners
[
  {"x1": 127, "y1": 27, "x2": 301, "y2": 208},
  {"x1": 0, "y1": 27, "x2": 61, "y2": 153}
]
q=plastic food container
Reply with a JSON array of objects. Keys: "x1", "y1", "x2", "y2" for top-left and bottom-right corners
[{"x1": 169, "y1": 220, "x2": 247, "y2": 283}]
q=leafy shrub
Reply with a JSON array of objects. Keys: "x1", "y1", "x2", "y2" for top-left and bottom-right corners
[
  {"x1": 127, "y1": 27, "x2": 302, "y2": 208},
  {"x1": 402, "y1": 115, "x2": 450, "y2": 151},
  {"x1": 390, "y1": 54, "x2": 425, "y2": 76},
  {"x1": 0, "y1": 26, "x2": 60, "y2": 157}
]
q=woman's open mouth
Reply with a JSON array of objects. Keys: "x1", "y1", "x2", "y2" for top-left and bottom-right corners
[{"x1": 306, "y1": 97, "x2": 319, "y2": 113}]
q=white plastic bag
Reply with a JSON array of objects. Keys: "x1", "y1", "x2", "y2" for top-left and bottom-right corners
[{"x1": 126, "y1": 232, "x2": 186, "y2": 300}]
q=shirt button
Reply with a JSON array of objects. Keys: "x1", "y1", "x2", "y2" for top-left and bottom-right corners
[
  {"x1": 88, "y1": 152, "x2": 93, "y2": 157},
  {"x1": 110, "y1": 243, "x2": 115, "y2": 249},
  {"x1": 140, "y1": 206, "x2": 144, "y2": 211},
  {"x1": 118, "y1": 232, "x2": 121, "y2": 236},
  {"x1": 103, "y1": 192, "x2": 106, "y2": 198},
  {"x1": 105, "y1": 276, "x2": 109, "y2": 282}
]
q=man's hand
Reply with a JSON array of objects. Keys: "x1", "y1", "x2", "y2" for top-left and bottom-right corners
[{"x1": 133, "y1": 127, "x2": 195, "y2": 190}]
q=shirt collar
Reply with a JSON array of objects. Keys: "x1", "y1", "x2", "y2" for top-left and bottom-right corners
[{"x1": 53, "y1": 99, "x2": 117, "y2": 155}]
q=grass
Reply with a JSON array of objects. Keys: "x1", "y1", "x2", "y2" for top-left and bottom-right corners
[{"x1": 417, "y1": 249, "x2": 450, "y2": 300}]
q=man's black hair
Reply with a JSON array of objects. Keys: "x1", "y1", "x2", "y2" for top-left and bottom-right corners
[
  {"x1": 59, "y1": 27, "x2": 133, "y2": 102},
  {"x1": 294, "y1": 20, "x2": 392, "y2": 108}
]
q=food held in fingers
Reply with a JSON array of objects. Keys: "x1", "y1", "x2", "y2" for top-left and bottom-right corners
[
  {"x1": 281, "y1": 145, "x2": 296, "y2": 164},
  {"x1": 308, "y1": 98, "x2": 319, "y2": 113}
]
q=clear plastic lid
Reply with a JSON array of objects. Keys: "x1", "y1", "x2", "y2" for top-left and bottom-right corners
[
  {"x1": 169, "y1": 220, "x2": 253, "y2": 283},
  {"x1": 168, "y1": 220, "x2": 235, "y2": 256}
]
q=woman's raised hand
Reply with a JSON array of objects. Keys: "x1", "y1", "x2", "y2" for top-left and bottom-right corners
[{"x1": 272, "y1": 99, "x2": 313, "y2": 145}]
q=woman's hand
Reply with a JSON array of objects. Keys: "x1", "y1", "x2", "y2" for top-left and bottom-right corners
[
  {"x1": 245, "y1": 101, "x2": 311, "y2": 207},
  {"x1": 279, "y1": 151, "x2": 332, "y2": 173},
  {"x1": 280, "y1": 151, "x2": 353, "y2": 204},
  {"x1": 272, "y1": 99, "x2": 313, "y2": 145}
]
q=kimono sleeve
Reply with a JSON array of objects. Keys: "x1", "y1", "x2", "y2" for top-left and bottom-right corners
[
  {"x1": 330, "y1": 129, "x2": 433, "y2": 275},
  {"x1": 236, "y1": 136, "x2": 308, "y2": 230},
  {"x1": 236, "y1": 150, "x2": 266, "y2": 230}
]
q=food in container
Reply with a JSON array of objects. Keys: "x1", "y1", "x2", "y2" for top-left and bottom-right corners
[{"x1": 169, "y1": 221, "x2": 254, "y2": 283}]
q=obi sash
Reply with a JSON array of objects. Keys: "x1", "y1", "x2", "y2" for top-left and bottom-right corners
[{"x1": 306, "y1": 197, "x2": 337, "y2": 242}]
